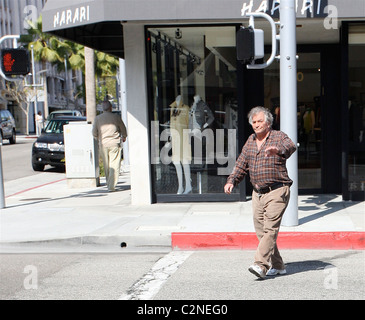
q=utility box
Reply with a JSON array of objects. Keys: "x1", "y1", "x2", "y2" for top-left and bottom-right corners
[{"x1": 64, "y1": 122, "x2": 100, "y2": 188}]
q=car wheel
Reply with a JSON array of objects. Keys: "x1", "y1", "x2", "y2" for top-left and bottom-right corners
[
  {"x1": 32, "y1": 162, "x2": 45, "y2": 171},
  {"x1": 9, "y1": 130, "x2": 16, "y2": 144}
]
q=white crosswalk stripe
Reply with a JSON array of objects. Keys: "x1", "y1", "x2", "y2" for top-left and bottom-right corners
[{"x1": 119, "y1": 251, "x2": 193, "y2": 300}]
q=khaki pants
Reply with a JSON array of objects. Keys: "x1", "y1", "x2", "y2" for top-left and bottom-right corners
[
  {"x1": 252, "y1": 186, "x2": 290, "y2": 273},
  {"x1": 100, "y1": 146, "x2": 122, "y2": 191}
]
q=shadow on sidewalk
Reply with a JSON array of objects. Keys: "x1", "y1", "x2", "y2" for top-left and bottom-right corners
[
  {"x1": 298, "y1": 194, "x2": 360, "y2": 225},
  {"x1": 5, "y1": 182, "x2": 131, "y2": 209}
]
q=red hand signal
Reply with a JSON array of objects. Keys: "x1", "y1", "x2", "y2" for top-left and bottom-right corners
[{"x1": 3, "y1": 53, "x2": 15, "y2": 72}]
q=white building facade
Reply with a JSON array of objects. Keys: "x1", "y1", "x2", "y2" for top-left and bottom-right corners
[{"x1": 42, "y1": 0, "x2": 365, "y2": 203}]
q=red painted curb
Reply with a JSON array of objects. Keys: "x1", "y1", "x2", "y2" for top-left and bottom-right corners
[{"x1": 171, "y1": 232, "x2": 365, "y2": 250}]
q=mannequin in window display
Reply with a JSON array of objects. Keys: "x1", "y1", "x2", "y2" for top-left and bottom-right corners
[
  {"x1": 170, "y1": 95, "x2": 192, "y2": 194},
  {"x1": 302, "y1": 105, "x2": 316, "y2": 155},
  {"x1": 189, "y1": 94, "x2": 215, "y2": 165},
  {"x1": 189, "y1": 94, "x2": 215, "y2": 131}
]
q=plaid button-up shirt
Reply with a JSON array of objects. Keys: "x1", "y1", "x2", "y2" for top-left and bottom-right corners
[{"x1": 227, "y1": 130, "x2": 296, "y2": 189}]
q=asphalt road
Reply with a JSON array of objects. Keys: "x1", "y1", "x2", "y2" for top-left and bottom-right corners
[
  {"x1": 1, "y1": 136, "x2": 37, "y2": 182},
  {"x1": 0, "y1": 249, "x2": 364, "y2": 301},
  {"x1": 1, "y1": 135, "x2": 65, "y2": 183},
  {"x1": 1, "y1": 136, "x2": 364, "y2": 303}
]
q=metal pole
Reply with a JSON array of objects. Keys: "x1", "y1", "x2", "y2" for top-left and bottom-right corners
[
  {"x1": 31, "y1": 45, "x2": 38, "y2": 134},
  {"x1": 280, "y1": 0, "x2": 298, "y2": 226},
  {"x1": 64, "y1": 55, "x2": 69, "y2": 107},
  {"x1": 0, "y1": 35, "x2": 21, "y2": 209},
  {"x1": 246, "y1": 12, "x2": 277, "y2": 70},
  {"x1": 0, "y1": 137, "x2": 5, "y2": 209}
]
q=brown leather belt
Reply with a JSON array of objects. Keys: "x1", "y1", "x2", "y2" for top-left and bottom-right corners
[{"x1": 253, "y1": 183, "x2": 288, "y2": 195}]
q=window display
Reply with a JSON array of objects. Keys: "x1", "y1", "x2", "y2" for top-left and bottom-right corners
[{"x1": 147, "y1": 26, "x2": 239, "y2": 200}]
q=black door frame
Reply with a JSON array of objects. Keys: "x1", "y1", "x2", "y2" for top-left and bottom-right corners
[
  {"x1": 340, "y1": 22, "x2": 365, "y2": 201},
  {"x1": 297, "y1": 44, "x2": 342, "y2": 195}
]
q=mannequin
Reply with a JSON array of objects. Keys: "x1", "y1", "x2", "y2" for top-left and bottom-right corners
[
  {"x1": 189, "y1": 94, "x2": 215, "y2": 165},
  {"x1": 189, "y1": 94, "x2": 214, "y2": 131},
  {"x1": 170, "y1": 95, "x2": 192, "y2": 194},
  {"x1": 302, "y1": 105, "x2": 316, "y2": 156}
]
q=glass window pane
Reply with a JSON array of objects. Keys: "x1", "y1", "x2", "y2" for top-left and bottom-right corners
[{"x1": 148, "y1": 26, "x2": 238, "y2": 197}]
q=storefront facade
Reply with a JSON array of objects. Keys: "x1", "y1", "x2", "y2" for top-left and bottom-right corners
[{"x1": 42, "y1": 0, "x2": 365, "y2": 204}]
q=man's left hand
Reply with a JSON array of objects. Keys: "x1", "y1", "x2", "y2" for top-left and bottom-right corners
[{"x1": 265, "y1": 146, "x2": 280, "y2": 157}]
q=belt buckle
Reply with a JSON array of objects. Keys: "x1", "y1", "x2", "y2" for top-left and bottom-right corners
[{"x1": 256, "y1": 188, "x2": 264, "y2": 197}]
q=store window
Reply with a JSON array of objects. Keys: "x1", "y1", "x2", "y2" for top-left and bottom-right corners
[
  {"x1": 348, "y1": 28, "x2": 365, "y2": 196},
  {"x1": 146, "y1": 26, "x2": 239, "y2": 201}
]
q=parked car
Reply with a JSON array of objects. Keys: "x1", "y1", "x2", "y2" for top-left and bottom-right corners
[
  {"x1": 32, "y1": 116, "x2": 86, "y2": 171},
  {"x1": 44, "y1": 110, "x2": 83, "y2": 126},
  {"x1": 0, "y1": 109, "x2": 16, "y2": 144}
]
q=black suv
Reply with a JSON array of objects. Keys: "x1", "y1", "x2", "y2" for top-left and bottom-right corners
[
  {"x1": 0, "y1": 109, "x2": 16, "y2": 144},
  {"x1": 32, "y1": 116, "x2": 86, "y2": 171}
]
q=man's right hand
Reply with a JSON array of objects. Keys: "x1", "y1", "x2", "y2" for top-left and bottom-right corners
[{"x1": 224, "y1": 183, "x2": 234, "y2": 194}]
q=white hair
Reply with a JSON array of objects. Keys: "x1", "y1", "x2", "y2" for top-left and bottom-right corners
[{"x1": 248, "y1": 106, "x2": 273, "y2": 127}]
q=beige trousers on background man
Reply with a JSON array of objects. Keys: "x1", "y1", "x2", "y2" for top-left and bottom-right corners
[
  {"x1": 101, "y1": 146, "x2": 122, "y2": 191},
  {"x1": 252, "y1": 186, "x2": 290, "y2": 273}
]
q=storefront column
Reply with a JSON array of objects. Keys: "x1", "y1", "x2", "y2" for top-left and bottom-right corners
[{"x1": 123, "y1": 24, "x2": 152, "y2": 205}]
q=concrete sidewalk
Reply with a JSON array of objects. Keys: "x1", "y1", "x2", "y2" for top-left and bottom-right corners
[{"x1": 0, "y1": 170, "x2": 364, "y2": 251}]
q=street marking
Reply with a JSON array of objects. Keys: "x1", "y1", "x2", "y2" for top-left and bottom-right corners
[
  {"x1": 119, "y1": 251, "x2": 193, "y2": 300},
  {"x1": 5, "y1": 178, "x2": 66, "y2": 198}
]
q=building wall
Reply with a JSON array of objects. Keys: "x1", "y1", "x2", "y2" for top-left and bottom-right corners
[{"x1": 123, "y1": 24, "x2": 152, "y2": 205}]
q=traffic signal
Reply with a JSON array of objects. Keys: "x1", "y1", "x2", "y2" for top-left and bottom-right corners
[
  {"x1": 1, "y1": 48, "x2": 30, "y2": 76},
  {"x1": 236, "y1": 27, "x2": 264, "y2": 64}
]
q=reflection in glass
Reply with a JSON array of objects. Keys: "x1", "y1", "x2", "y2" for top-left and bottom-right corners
[{"x1": 147, "y1": 26, "x2": 238, "y2": 197}]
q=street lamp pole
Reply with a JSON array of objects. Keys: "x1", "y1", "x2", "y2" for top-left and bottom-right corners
[
  {"x1": 30, "y1": 45, "x2": 38, "y2": 123},
  {"x1": 279, "y1": 0, "x2": 298, "y2": 226},
  {"x1": 243, "y1": 1, "x2": 298, "y2": 226},
  {"x1": 0, "y1": 136, "x2": 5, "y2": 209},
  {"x1": 0, "y1": 35, "x2": 21, "y2": 209}
]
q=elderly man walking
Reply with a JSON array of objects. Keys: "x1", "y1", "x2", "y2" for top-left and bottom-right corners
[
  {"x1": 92, "y1": 101, "x2": 128, "y2": 192},
  {"x1": 224, "y1": 106, "x2": 296, "y2": 279}
]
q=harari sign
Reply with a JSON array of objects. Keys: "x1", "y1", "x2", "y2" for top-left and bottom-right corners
[
  {"x1": 53, "y1": 5, "x2": 90, "y2": 28},
  {"x1": 241, "y1": 0, "x2": 329, "y2": 17}
]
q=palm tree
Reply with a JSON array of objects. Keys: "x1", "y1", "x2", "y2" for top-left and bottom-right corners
[
  {"x1": 20, "y1": 16, "x2": 120, "y2": 123},
  {"x1": 53, "y1": 40, "x2": 85, "y2": 107},
  {"x1": 20, "y1": 16, "x2": 69, "y2": 118},
  {"x1": 95, "y1": 51, "x2": 119, "y2": 78}
]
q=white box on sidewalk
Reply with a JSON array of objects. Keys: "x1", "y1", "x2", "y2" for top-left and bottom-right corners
[{"x1": 64, "y1": 122, "x2": 100, "y2": 188}]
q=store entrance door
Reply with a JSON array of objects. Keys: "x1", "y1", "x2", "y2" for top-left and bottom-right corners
[
  {"x1": 265, "y1": 51, "x2": 323, "y2": 191},
  {"x1": 297, "y1": 52, "x2": 322, "y2": 190}
]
